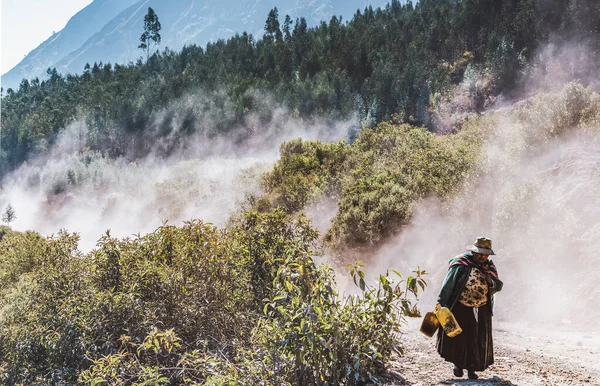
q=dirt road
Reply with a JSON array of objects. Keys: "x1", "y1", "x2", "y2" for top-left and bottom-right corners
[{"x1": 387, "y1": 319, "x2": 600, "y2": 385}]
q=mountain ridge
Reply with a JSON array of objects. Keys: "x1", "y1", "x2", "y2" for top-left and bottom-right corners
[
  {"x1": 1, "y1": 0, "x2": 389, "y2": 90},
  {"x1": 1, "y1": 0, "x2": 140, "y2": 89}
]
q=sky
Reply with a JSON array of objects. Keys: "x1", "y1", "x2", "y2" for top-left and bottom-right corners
[{"x1": 1, "y1": 0, "x2": 93, "y2": 76}]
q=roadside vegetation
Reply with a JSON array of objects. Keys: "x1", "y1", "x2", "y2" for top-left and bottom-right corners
[
  {"x1": 260, "y1": 83, "x2": 600, "y2": 255},
  {"x1": 260, "y1": 117, "x2": 482, "y2": 252},
  {"x1": 0, "y1": 210, "x2": 426, "y2": 384}
]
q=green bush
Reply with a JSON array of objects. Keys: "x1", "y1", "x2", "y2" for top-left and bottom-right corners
[
  {"x1": 257, "y1": 257, "x2": 426, "y2": 385},
  {"x1": 0, "y1": 225, "x2": 11, "y2": 241},
  {"x1": 261, "y1": 121, "x2": 482, "y2": 250},
  {"x1": 516, "y1": 82, "x2": 600, "y2": 141},
  {"x1": 326, "y1": 174, "x2": 414, "y2": 247},
  {"x1": 261, "y1": 139, "x2": 351, "y2": 213},
  {"x1": 0, "y1": 210, "x2": 424, "y2": 385}
]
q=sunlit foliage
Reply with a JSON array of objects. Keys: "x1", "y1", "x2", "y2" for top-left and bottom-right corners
[
  {"x1": 0, "y1": 210, "x2": 425, "y2": 384},
  {"x1": 261, "y1": 120, "x2": 482, "y2": 249}
]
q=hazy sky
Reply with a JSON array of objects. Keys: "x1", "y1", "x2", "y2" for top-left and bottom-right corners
[{"x1": 1, "y1": 0, "x2": 93, "y2": 76}]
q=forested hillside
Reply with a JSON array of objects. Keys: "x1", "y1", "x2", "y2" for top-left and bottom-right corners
[{"x1": 5, "y1": 0, "x2": 599, "y2": 178}]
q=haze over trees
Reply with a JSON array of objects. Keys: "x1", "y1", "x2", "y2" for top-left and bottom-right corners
[{"x1": 4, "y1": 0, "x2": 598, "y2": 178}]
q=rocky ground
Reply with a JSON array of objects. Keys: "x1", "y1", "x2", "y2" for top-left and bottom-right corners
[{"x1": 385, "y1": 319, "x2": 600, "y2": 386}]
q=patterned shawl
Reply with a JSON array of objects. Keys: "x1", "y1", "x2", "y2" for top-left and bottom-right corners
[{"x1": 450, "y1": 252, "x2": 499, "y2": 279}]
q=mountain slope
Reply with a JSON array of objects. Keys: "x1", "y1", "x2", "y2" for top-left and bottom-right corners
[
  {"x1": 1, "y1": 0, "x2": 389, "y2": 90},
  {"x1": 1, "y1": 0, "x2": 139, "y2": 89}
]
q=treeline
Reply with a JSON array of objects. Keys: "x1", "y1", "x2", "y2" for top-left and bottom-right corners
[{"x1": 1, "y1": 0, "x2": 598, "y2": 177}]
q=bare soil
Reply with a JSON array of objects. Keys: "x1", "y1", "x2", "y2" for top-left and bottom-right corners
[{"x1": 385, "y1": 319, "x2": 600, "y2": 386}]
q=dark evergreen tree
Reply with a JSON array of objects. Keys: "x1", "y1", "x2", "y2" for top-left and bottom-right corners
[
  {"x1": 2, "y1": 204, "x2": 16, "y2": 225},
  {"x1": 139, "y1": 7, "x2": 162, "y2": 60},
  {"x1": 265, "y1": 7, "x2": 283, "y2": 43},
  {"x1": 283, "y1": 14, "x2": 293, "y2": 40}
]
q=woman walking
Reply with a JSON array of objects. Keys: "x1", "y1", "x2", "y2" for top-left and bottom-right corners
[{"x1": 436, "y1": 237, "x2": 503, "y2": 379}]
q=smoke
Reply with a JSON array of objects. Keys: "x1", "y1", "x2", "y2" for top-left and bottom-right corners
[
  {"x1": 365, "y1": 41, "x2": 600, "y2": 327},
  {"x1": 518, "y1": 39, "x2": 600, "y2": 97},
  {"x1": 368, "y1": 106, "x2": 600, "y2": 328},
  {"x1": 0, "y1": 90, "x2": 354, "y2": 251},
  {"x1": 4, "y1": 38, "x2": 600, "y2": 330}
]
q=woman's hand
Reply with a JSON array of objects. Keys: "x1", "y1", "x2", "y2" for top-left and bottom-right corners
[
  {"x1": 485, "y1": 274, "x2": 494, "y2": 287},
  {"x1": 478, "y1": 269, "x2": 494, "y2": 287}
]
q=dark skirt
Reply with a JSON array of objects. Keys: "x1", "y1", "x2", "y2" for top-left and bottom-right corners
[{"x1": 436, "y1": 302, "x2": 494, "y2": 371}]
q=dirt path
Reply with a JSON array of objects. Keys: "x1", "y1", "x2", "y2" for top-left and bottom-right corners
[{"x1": 386, "y1": 319, "x2": 600, "y2": 385}]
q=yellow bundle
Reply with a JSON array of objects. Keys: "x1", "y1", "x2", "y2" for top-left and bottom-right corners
[{"x1": 420, "y1": 304, "x2": 463, "y2": 338}]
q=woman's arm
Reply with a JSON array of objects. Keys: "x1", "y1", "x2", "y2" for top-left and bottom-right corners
[
  {"x1": 437, "y1": 264, "x2": 461, "y2": 307},
  {"x1": 490, "y1": 275, "x2": 503, "y2": 294},
  {"x1": 487, "y1": 259, "x2": 503, "y2": 294}
]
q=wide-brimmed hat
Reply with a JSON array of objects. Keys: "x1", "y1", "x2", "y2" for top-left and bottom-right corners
[{"x1": 467, "y1": 237, "x2": 495, "y2": 255}]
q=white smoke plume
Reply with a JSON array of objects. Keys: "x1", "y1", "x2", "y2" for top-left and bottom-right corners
[
  {"x1": 0, "y1": 91, "x2": 354, "y2": 251},
  {"x1": 368, "y1": 81, "x2": 600, "y2": 328}
]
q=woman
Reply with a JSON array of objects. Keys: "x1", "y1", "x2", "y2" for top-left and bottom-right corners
[{"x1": 436, "y1": 237, "x2": 503, "y2": 380}]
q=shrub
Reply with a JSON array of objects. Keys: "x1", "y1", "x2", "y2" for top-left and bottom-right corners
[
  {"x1": 257, "y1": 258, "x2": 426, "y2": 385},
  {"x1": 326, "y1": 174, "x2": 414, "y2": 247},
  {"x1": 261, "y1": 139, "x2": 351, "y2": 212},
  {"x1": 261, "y1": 121, "x2": 482, "y2": 250},
  {"x1": 516, "y1": 82, "x2": 600, "y2": 142},
  {"x1": 0, "y1": 210, "x2": 425, "y2": 384},
  {"x1": 0, "y1": 225, "x2": 11, "y2": 240}
]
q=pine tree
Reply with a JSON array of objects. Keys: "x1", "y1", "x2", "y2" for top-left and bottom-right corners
[
  {"x1": 283, "y1": 15, "x2": 293, "y2": 40},
  {"x1": 265, "y1": 8, "x2": 282, "y2": 43},
  {"x1": 139, "y1": 7, "x2": 162, "y2": 61}
]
